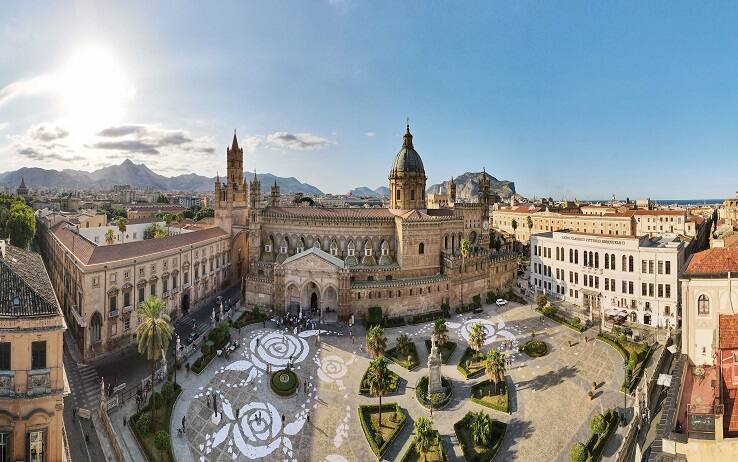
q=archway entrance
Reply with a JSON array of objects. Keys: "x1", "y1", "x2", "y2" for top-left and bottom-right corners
[
  {"x1": 310, "y1": 293, "x2": 318, "y2": 311},
  {"x1": 322, "y1": 286, "x2": 338, "y2": 324},
  {"x1": 644, "y1": 313, "x2": 651, "y2": 325},
  {"x1": 301, "y1": 282, "x2": 320, "y2": 320},
  {"x1": 181, "y1": 292, "x2": 190, "y2": 315}
]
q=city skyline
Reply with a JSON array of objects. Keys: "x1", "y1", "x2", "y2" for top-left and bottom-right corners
[{"x1": 3, "y1": 1, "x2": 738, "y2": 199}]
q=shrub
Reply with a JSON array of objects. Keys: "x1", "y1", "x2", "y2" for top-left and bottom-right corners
[
  {"x1": 201, "y1": 340, "x2": 214, "y2": 357},
  {"x1": 367, "y1": 306, "x2": 383, "y2": 327},
  {"x1": 154, "y1": 431, "x2": 170, "y2": 456},
  {"x1": 441, "y1": 302, "x2": 450, "y2": 318},
  {"x1": 536, "y1": 292, "x2": 548, "y2": 309},
  {"x1": 569, "y1": 442, "x2": 588, "y2": 462},
  {"x1": 136, "y1": 412, "x2": 152, "y2": 433},
  {"x1": 572, "y1": 316, "x2": 581, "y2": 325},
  {"x1": 208, "y1": 322, "x2": 231, "y2": 348},
  {"x1": 472, "y1": 294, "x2": 482, "y2": 308},
  {"x1": 160, "y1": 381, "x2": 176, "y2": 404},
  {"x1": 542, "y1": 305, "x2": 556, "y2": 316},
  {"x1": 486, "y1": 291, "x2": 495, "y2": 304},
  {"x1": 590, "y1": 414, "x2": 607, "y2": 435}
]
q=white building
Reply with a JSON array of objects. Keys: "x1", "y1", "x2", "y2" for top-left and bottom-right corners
[{"x1": 530, "y1": 230, "x2": 685, "y2": 329}]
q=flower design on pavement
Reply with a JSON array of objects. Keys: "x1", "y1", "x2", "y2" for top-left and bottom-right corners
[
  {"x1": 456, "y1": 318, "x2": 516, "y2": 346},
  {"x1": 315, "y1": 354, "x2": 355, "y2": 391},
  {"x1": 249, "y1": 331, "x2": 310, "y2": 370}
]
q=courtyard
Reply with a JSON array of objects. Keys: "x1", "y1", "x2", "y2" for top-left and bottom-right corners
[{"x1": 169, "y1": 300, "x2": 632, "y2": 461}]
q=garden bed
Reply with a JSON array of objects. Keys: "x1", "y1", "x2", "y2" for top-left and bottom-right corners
[
  {"x1": 597, "y1": 333, "x2": 652, "y2": 392},
  {"x1": 386, "y1": 342, "x2": 420, "y2": 370},
  {"x1": 359, "y1": 367, "x2": 401, "y2": 395},
  {"x1": 191, "y1": 353, "x2": 214, "y2": 374},
  {"x1": 410, "y1": 310, "x2": 448, "y2": 324},
  {"x1": 456, "y1": 347, "x2": 484, "y2": 379},
  {"x1": 270, "y1": 369, "x2": 298, "y2": 396},
  {"x1": 536, "y1": 307, "x2": 585, "y2": 332},
  {"x1": 358, "y1": 403, "x2": 408, "y2": 458},
  {"x1": 232, "y1": 309, "x2": 267, "y2": 329},
  {"x1": 523, "y1": 339, "x2": 548, "y2": 358},
  {"x1": 415, "y1": 376, "x2": 453, "y2": 409},
  {"x1": 453, "y1": 412, "x2": 507, "y2": 462},
  {"x1": 400, "y1": 429, "x2": 447, "y2": 462},
  {"x1": 130, "y1": 382, "x2": 181, "y2": 462},
  {"x1": 425, "y1": 339, "x2": 457, "y2": 364},
  {"x1": 470, "y1": 380, "x2": 509, "y2": 413}
]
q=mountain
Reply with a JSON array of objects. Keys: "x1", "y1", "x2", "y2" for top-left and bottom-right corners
[
  {"x1": 347, "y1": 186, "x2": 390, "y2": 197},
  {"x1": 426, "y1": 171, "x2": 516, "y2": 201},
  {"x1": 0, "y1": 159, "x2": 324, "y2": 195},
  {"x1": 374, "y1": 186, "x2": 390, "y2": 196}
]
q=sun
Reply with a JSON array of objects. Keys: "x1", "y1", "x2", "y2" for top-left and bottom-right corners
[{"x1": 57, "y1": 46, "x2": 134, "y2": 137}]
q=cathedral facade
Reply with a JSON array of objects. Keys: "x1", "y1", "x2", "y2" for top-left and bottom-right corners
[{"x1": 215, "y1": 126, "x2": 516, "y2": 321}]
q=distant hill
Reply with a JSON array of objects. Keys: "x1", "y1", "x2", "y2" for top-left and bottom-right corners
[
  {"x1": 0, "y1": 159, "x2": 324, "y2": 195},
  {"x1": 427, "y1": 171, "x2": 516, "y2": 201},
  {"x1": 347, "y1": 186, "x2": 389, "y2": 197}
]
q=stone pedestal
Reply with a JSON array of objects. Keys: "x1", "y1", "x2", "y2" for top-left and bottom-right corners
[{"x1": 427, "y1": 335, "x2": 444, "y2": 397}]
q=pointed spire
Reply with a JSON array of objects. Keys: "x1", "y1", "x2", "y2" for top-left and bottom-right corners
[
  {"x1": 216, "y1": 171, "x2": 220, "y2": 183},
  {"x1": 402, "y1": 121, "x2": 414, "y2": 149},
  {"x1": 19, "y1": 177, "x2": 26, "y2": 188},
  {"x1": 231, "y1": 129, "x2": 239, "y2": 151}
]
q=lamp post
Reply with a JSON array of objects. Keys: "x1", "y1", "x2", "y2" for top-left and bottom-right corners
[
  {"x1": 174, "y1": 334, "x2": 181, "y2": 385},
  {"x1": 622, "y1": 355, "x2": 628, "y2": 427}
]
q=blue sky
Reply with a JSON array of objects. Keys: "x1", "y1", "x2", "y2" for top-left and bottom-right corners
[{"x1": 1, "y1": 1, "x2": 737, "y2": 199}]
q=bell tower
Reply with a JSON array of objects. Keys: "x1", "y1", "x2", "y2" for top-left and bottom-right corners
[{"x1": 227, "y1": 130, "x2": 244, "y2": 190}]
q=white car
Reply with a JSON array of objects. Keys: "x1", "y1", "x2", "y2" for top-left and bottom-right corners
[{"x1": 495, "y1": 299, "x2": 508, "y2": 307}]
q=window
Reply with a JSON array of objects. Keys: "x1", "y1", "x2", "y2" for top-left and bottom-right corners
[
  {"x1": 649, "y1": 260, "x2": 654, "y2": 274},
  {"x1": 137, "y1": 286, "x2": 144, "y2": 303},
  {"x1": 418, "y1": 242, "x2": 425, "y2": 255},
  {"x1": 610, "y1": 254, "x2": 615, "y2": 270},
  {"x1": 594, "y1": 252, "x2": 599, "y2": 268},
  {"x1": 658, "y1": 284, "x2": 663, "y2": 298},
  {"x1": 665, "y1": 261, "x2": 671, "y2": 275},
  {"x1": 124, "y1": 317, "x2": 131, "y2": 332},
  {"x1": 124, "y1": 271, "x2": 129, "y2": 279},
  {"x1": 395, "y1": 189, "x2": 400, "y2": 200},
  {"x1": 162, "y1": 278, "x2": 168, "y2": 293},
  {"x1": 410, "y1": 189, "x2": 415, "y2": 201},
  {"x1": 665, "y1": 284, "x2": 671, "y2": 298},
  {"x1": 0, "y1": 432, "x2": 9, "y2": 462},
  {"x1": 629, "y1": 281, "x2": 634, "y2": 295},
  {"x1": 150, "y1": 284, "x2": 156, "y2": 297},
  {"x1": 110, "y1": 295, "x2": 117, "y2": 313},
  {"x1": 658, "y1": 261, "x2": 663, "y2": 274},
  {"x1": 0, "y1": 343, "x2": 10, "y2": 370},
  {"x1": 604, "y1": 253, "x2": 609, "y2": 269},
  {"x1": 139, "y1": 267, "x2": 144, "y2": 277},
  {"x1": 28, "y1": 429, "x2": 45, "y2": 462},
  {"x1": 31, "y1": 341, "x2": 46, "y2": 370},
  {"x1": 629, "y1": 256, "x2": 634, "y2": 272},
  {"x1": 123, "y1": 291, "x2": 131, "y2": 307},
  {"x1": 184, "y1": 272, "x2": 189, "y2": 284},
  {"x1": 173, "y1": 276, "x2": 178, "y2": 289},
  {"x1": 698, "y1": 295, "x2": 710, "y2": 315},
  {"x1": 642, "y1": 260, "x2": 648, "y2": 274}
]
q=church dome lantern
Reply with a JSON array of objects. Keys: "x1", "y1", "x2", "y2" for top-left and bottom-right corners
[{"x1": 389, "y1": 123, "x2": 427, "y2": 210}]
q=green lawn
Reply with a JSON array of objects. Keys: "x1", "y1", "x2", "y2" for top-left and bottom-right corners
[
  {"x1": 386, "y1": 342, "x2": 420, "y2": 370},
  {"x1": 190, "y1": 353, "x2": 214, "y2": 374},
  {"x1": 470, "y1": 380, "x2": 509, "y2": 413},
  {"x1": 425, "y1": 339, "x2": 457, "y2": 364},
  {"x1": 456, "y1": 347, "x2": 484, "y2": 379},
  {"x1": 454, "y1": 412, "x2": 507, "y2": 462},
  {"x1": 358, "y1": 403, "x2": 408, "y2": 458}
]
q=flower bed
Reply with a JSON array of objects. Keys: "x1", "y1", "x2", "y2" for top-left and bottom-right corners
[
  {"x1": 270, "y1": 369, "x2": 298, "y2": 396},
  {"x1": 425, "y1": 340, "x2": 457, "y2": 364},
  {"x1": 453, "y1": 412, "x2": 507, "y2": 462},
  {"x1": 456, "y1": 347, "x2": 484, "y2": 379},
  {"x1": 470, "y1": 380, "x2": 509, "y2": 413},
  {"x1": 358, "y1": 403, "x2": 408, "y2": 458},
  {"x1": 400, "y1": 429, "x2": 447, "y2": 462},
  {"x1": 536, "y1": 307, "x2": 585, "y2": 332},
  {"x1": 232, "y1": 309, "x2": 267, "y2": 329},
  {"x1": 523, "y1": 339, "x2": 548, "y2": 358},
  {"x1": 415, "y1": 376, "x2": 453, "y2": 409},
  {"x1": 130, "y1": 382, "x2": 181, "y2": 462},
  {"x1": 386, "y1": 342, "x2": 420, "y2": 370},
  {"x1": 359, "y1": 367, "x2": 401, "y2": 395}
]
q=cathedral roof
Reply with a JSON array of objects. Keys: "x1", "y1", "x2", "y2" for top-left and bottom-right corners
[
  {"x1": 264, "y1": 207, "x2": 394, "y2": 220},
  {"x1": 390, "y1": 125, "x2": 425, "y2": 176}
]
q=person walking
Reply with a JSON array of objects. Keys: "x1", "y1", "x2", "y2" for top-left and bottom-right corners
[{"x1": 182, "y1": 415, "x2": 186, "y2": 432}]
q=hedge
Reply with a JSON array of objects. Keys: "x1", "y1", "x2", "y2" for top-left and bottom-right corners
[
  {"x1": 130, "y1": 382, "x2": 182, "y2": 462},
  {"x1": 359, "y1": 367, "x2": 401, "y2": 395},
  {"x1": 367, "y1": 306, "x2": 383, "y2": 327},
  {"x1": 453, "y1": 412, "x2": 507, "y2": 462},
  {"x1": 415, "y1": 376, "x2": 453, "y2": 409},
  {"x1": 596, "y1": 333, "x2": 652, "y2": 393},
  {"x1": 411, "y1": 310, "x2": 447, "y2": 324},
  {"x1": 583, "y1": 408, "x2": 619, "y2": 462},
  {"x1": 191, "y1": 352, "x2": 214, "y2": 374},
  {"x1": 456, "y1": 347, "x2": 484, "y2": 379},
  {"x1": 536, "y1": 307, "x2": 586, "y2": 332},
  {"x1": 399, "y1": 429, "x2": 447, "y2": 462},
  {"x1": 358, "y1": 403, "x2": 407, "y2": 458},
  {"x1": 232, "y1": 309, "x2": 267, "y2": 329},
  {"x1": 270, "y1": 369, "x2": 298, "y2": 396}
]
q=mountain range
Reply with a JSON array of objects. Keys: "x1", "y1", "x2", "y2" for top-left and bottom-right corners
[
  {"x1": 347, "y1": 186, "x2": 390, "y2": 197},
  {"x1": 0, "y1": 159, "x2": 324, "y2": 195},
  {"x1": 426, "y1": 171, "x2": 516, "y2": 201}
]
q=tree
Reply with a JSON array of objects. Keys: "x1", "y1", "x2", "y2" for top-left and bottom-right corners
[
  {"x1": 468, "y1": 322, "x2": 487, "y2": 358},
  {"x1": 5, "y1": 202, "x2": 36, "y2": 247},
  {"x1": 154, "y1": 431, "x2": 170, "y2": 459},
  {"x1": 156, "y1": 195, "x2": 169, "y2": 204},
  {"x1": 483, "y1": 349, "x2": 507, "y2": 394},
  {"x1": 183, "y1": 209, "x2": 195, "y2": 219},
  {"x1": 590, "y1": 413, "x2": 607, "y2": 435},
  {"x1": 144, "y1": 223, "x2": 165, "y2": 240},
  {"x1": 162, "y1": 213, "x2": 173, "y2": 236},
  {"x1": 569, "y1": 442, "x2": 588, "y2": 462},
  {"x1": 433, "y1": 318, "x2": 448, "y2": 346},
  {"x1": 396, "y1": 334, "x2": 412, "y2": 357},
  {"x1": 460, "y1": 237, "x2": 471, "y2": 307},
  {"x1": 194, "y1": 207, "x2": 214, "y2": 221},
  {"x1": 470, "y1": 411, "x2": 492, "y2": 446},
  {"x1": 365, "y1": 357, "x2": 391, "y2": 426},
  {"x1": 117, "y1": 217, "x2": 128, "y2": 243},
  {"x1": 154, "y1": 227, "x2": 167, "y2": 239},
  {"x1": 366, "y1": 325, "x2": 387, "y2": 359},
  {"x1": 136, "y1": 296, "x2": 174, "y2": 424},
  {"x1": 536, "y1": 292, "x2": 549, "y2": 310},
  {"x1": 511, "y1": 218, "x2": 518, "y2": 235},
  {"x1": 527, "y1": 215, "x2": 533, "y2": 230},
  {"x1": 413, "y1": 417, "x2": 435, "y2": 462},
  {"x1": 175, "y1": 212, "x2": 184, "y2": 227},
  {"x1": 104, "y1": 229, "x2": 115, "y2": 245}
]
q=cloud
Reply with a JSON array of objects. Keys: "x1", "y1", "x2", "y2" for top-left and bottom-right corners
[
  {"x1": 90, "y1": 124, "x2": 212, "y2": 155},
  {"x1": 0, "y1": 75, "x2": 54, "y2": 107},
  {"x1": 97, "y1": 125, "x2": 147, "y2": 137},
  {"x1": 365, "y1": 132, "x2": 376, "y2": 137},
  {"x1": 17, "y1": 147, "x2": 84, "y2": 162},
  {"x1": 0, "y1": 122, "x2": 8, "y2": 131},
  {"x1": 265, "y1": 132, "x2": 331, "y2": 150},
  {"x1": 90, "y1": 140, "x2": 160, "y2": 155},
  {"x1": 28, "y1": 123, "x2": 68, "y2": 142}
]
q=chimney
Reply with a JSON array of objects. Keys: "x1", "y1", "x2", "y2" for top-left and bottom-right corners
[{"x1": 0, "y1": 240, "x2": 5, "y2": 259}]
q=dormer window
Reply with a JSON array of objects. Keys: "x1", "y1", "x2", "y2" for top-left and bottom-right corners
[
  {"x1": 264, "y1": 243, "x2": 272, "y2": 252},
  {"x1": 330, "y1": 240, "x2": 338, "y2": 256},
  {"x1": 364, "y1": 243, "x2": 373, "y2": 257},
  {"x1": 347, "y1": 241, "x2": 355, "y2": 257},
  {"x1": 12, "y1": 296, "x2": 20, "y2": 308}
]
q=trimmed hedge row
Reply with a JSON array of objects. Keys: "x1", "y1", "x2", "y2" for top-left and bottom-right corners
[
  {"x1": 536, "y1": 307, "x2": 586, "y2": 332},
  {"x1": 415, "y1": 376, "x2": 453, "y2": 409},
  {"x1": 358, "y1": 403, "x2": 407, "y2": 458},
  {"x1": 191, "y1": 353, "x2": 214, "y2": 374},
  {"x1": 400, "y1": 429, "x2": 447, "y2": 462},
  {"x1": 578, "y1": 408, "x2": 619, "y2": 462},
  {"x1": 470, "y1": 380, "x2": 509, "y2": 413},
  {"x1": 130, "y1": 382, "x2": 182, "y2": 462},
  {"x1": 597, "y1": 333, "x2": 652, "y2": 393},
  {"x1": 456, "y1": 347, "x2": 484, "y2": 379}
]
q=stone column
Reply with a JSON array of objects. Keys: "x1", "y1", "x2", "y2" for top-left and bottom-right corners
[{"x1": 337, "y1": 269, "x2": 351, "y2": 321}]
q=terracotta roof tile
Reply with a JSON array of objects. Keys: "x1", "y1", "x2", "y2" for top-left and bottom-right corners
[
  {"x1": 264, "y1": 207, "x2": 394, "y2": 220},
  {"x1": 720, "y1": 315, "x2": 738, "y2": 349},
  {"x1": 0, "y1": 244, "x2": 60, "y2": 317},
  {"x1": 127, "y1": 205, "x2": 185, "y2": 212},
  {"x1": 686, "y1": 248, "x2": 738, "y2": 275},
  {"x1": 631, "y1": 210, "x2": 686, "y2": 216}
]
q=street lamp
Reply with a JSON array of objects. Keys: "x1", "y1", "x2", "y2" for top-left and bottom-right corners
[{"x1": 622, "y1": 355, "x2": 628, "y2": 427}]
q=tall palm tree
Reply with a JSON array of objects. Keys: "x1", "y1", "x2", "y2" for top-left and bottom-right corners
[
  {"x1": 511, "y1": 218, "x2": 518, "y2": 236},
  {"x1": 163, "y1": 213, "x2": 173, "y2": 236},
  {"x1": 104, "y1": 228, "x2": 115, "y2": 245},
  {"x1": 413, "y1": 417, "x2": 435, "y2": 462},
  {"x1": 468, "y1": 322, "x2": 486, "y2": 359},
  {"x1": 365, "y1": 357, "x2": 391, "y2": 426},
  {"x1": 433, "y1": 318, "x2": 448, "y2": 346},
  {"x1": 366, "y1": 325, "x2": 387, "y2": 359},
  {"x1": 460, "y1": 238, "x2": 471, "y2": 307},
  {"x1": 175, "y1": 212, "x2": 184, "y2": 229},
  {"x1": 136, "y1": 296, "x2": 174, "y2": 423},
  {"x1": 396, "y1": 334, "x2": 412, "y2": 356},
  {"x1": 117, "y1": 217, "x2": 128, "y2": 243},
  {"x1": 483, "y1": 349, "x2": 507, "y2": 394},
  {"x1": 470, "y1": 411, "x2": 492, "y2": 446},
  {"x1": 154, "y1": 226, "x2": 167, "y2": 239}
]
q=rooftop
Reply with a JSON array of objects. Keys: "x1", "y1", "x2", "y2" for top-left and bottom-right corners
[
  {"x1": 685, "y1": 248, "x2": 738, "y2": 275},
  {"x1": 0, "y1": 241, "x2": 60, "y2": 318},
  {"x1": 720, "y1": 315, "x2": 738, "y2": 350}
]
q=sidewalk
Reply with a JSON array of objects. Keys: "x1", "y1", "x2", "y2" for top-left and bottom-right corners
[{"x1": 108, "y1": 394, "x2": 147, "y2": 462}]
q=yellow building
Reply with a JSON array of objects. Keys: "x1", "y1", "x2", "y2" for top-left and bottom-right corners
[{"x1": 0, "y1": 240, "x2": 67, "y2": 462}]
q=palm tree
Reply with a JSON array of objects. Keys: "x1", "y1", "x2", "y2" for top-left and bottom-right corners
[
  {"x1": 413, "y1": 417, "x2": 435, "y2": 462},
  {"x1": 483, "y1": 349, "x2": 507, "y2": 394},
  {"x1": 154, "y1": 227, "x2": 167, "y2": 239},
  {"x1": 470, "y1": 411, "x2": 492, "y2": 446},
  {"x1": 366, "y1": 325, "x2": 387, "y2": 359},
  {"x1": 468, "y1": 322, "x2": 486, "y2": 359},
  {"x1": 511, "y1": 218, "x2": 518, "y2": 236},
  {"x1": 104, "y1": 228, "x2": 115, "y2": 245},
  {"x1": 175, "y1": 212, "x2": 184, "y2": 229},
  {"x1": 527, "y1": 215, "x2": 533, "y2": 231},
  {"x1": 365, "y1": 357, "x2": 391, "y2": 426},
  {"x1": 117, "y1": 217, "x2": 128, "y2": 243},
  {"x1": 163, "y1": 213, "x2": 173, "y2": 236},
  {"x1": 460, "y1": 237, "x2": 471, "y2": 307},
  {"x1": 396, "y1": 334, "x2": 412, "y2": 356},
  {"x1": 136, "y1": 296, "x2": 174, "y2": 423},
  {"x1": 433, "y1": 318, "x2": 448, "y2": 346}
]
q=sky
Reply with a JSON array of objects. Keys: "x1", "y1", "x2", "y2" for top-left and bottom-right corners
[{"x1": 1, "y1": 1, "x2": 738, "y2": 199}]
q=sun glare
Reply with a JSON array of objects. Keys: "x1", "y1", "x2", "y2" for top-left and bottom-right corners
[{"x1": 56, "y1": 46, "x2": 134, "y2": 138}]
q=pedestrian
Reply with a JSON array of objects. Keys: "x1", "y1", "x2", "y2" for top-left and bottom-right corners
[
  {"x1": 304, "y1": 380, "x2": 307, "y2": 394},
  {"x1": 123, "y1": 416, "x2": 127, "y2": 427},
  {"x1": 182, "y1": 415, "x2": 186, "y2": 431},
  {"x1": 256, "y1": 337, "x2": 260, "y2": 348},
  {"x1": 85, "y1": 432, "x2": 89, "y2": 443},
  {"x1": 282, "y1": 414, "x2": 285, "y2": 425},
  {"x1": 236, "y1": 408, "x2": 239, "y2": 419},
  {"x1": 72, "y1": 408, "x2": 77, "y2": 418},
  {"x1": 307, "y1": 412, "x2": 310, "y2": 424}
]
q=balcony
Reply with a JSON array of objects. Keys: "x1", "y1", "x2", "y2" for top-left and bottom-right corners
[
  {"x1": 27, "y1": 370, "x2": 51, "y2": 396},
  {"x1": 0, "y1": 372, "x2": 14, "y2": 397},
  {"x1": 122, "y1": 304, "x2": 134, "y2": 313},
  {"x1": 108, "y1": 309, "x2": 119, "y2": 318}
]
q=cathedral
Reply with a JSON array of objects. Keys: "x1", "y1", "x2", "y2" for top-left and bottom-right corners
[{"x1": 214, "y1": 125, "x2": 516, "y2": 321}]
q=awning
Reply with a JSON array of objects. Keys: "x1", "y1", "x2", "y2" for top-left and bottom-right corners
[
  {"x1": 606, "y1": 308, "x2": 620, "y2": 316},
  {"x1": 657, "y1": 374, "x2": 672, "y2": 387}
]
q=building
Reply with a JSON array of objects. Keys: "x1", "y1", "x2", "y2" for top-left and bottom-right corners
[
  {"x1": 126, "y1": 204, "x2": 185, "y2": 220},
  {"x1": 57, "y1": 194, "x2": 80, "y2": 213},
  {"x1": 632, "y1": 209, "x2": 688, "y2": 236},
  {"x1": 175, "y1": 196, "x2": 203, "y2": 209},
  {"x1": 213, "y1": 126, "x2": 516, "y2": 321},
  {"x1": 529, "y1": 230, "x2": 684, "y2": 329},
  {"x1": 0, "y1": 240, "x2": 67, "y2": 462},
  {"x1": 719, "y1": 191, "x2": 738, "y2": 226},
  {"x1": 38, "y1": 218, "x2": 232, "y2": 361},
  {"x1": 16, "y1": 178, "x2": 28, "y2": 198}
]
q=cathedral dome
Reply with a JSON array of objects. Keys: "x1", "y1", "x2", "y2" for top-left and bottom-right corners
[{"x1": 390, "y1": 125, "x2": 425, "y2": 176}]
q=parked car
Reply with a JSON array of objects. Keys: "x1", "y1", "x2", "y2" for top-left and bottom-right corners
[{"x1": 495, "y1": 299, "x2": 508, "y2": 307}]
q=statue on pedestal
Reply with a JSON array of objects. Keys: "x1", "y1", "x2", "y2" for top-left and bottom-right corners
[{"x1": 427, "y1": 334, "x2": 443, "y2": 398}]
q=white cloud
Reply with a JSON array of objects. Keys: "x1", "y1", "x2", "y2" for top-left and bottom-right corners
[
  {"x1": 0, "y1": 122, "x2": 8, "y2": 132},
  {"x1": 0, "y1": 75, "x2": 54, "y2": 107},
  {"x1": 28, "y1": 123, "x2": 68, "y2": 142},
  {"x1": 265, "y1": 132, "x2": 331, "y2": 150},
  {"x1": 365, "y1": 131, "x2": 376, "y2": 137},
  {"x1": 89, "y1": 124, "x2": 215, "y2": 155}
]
